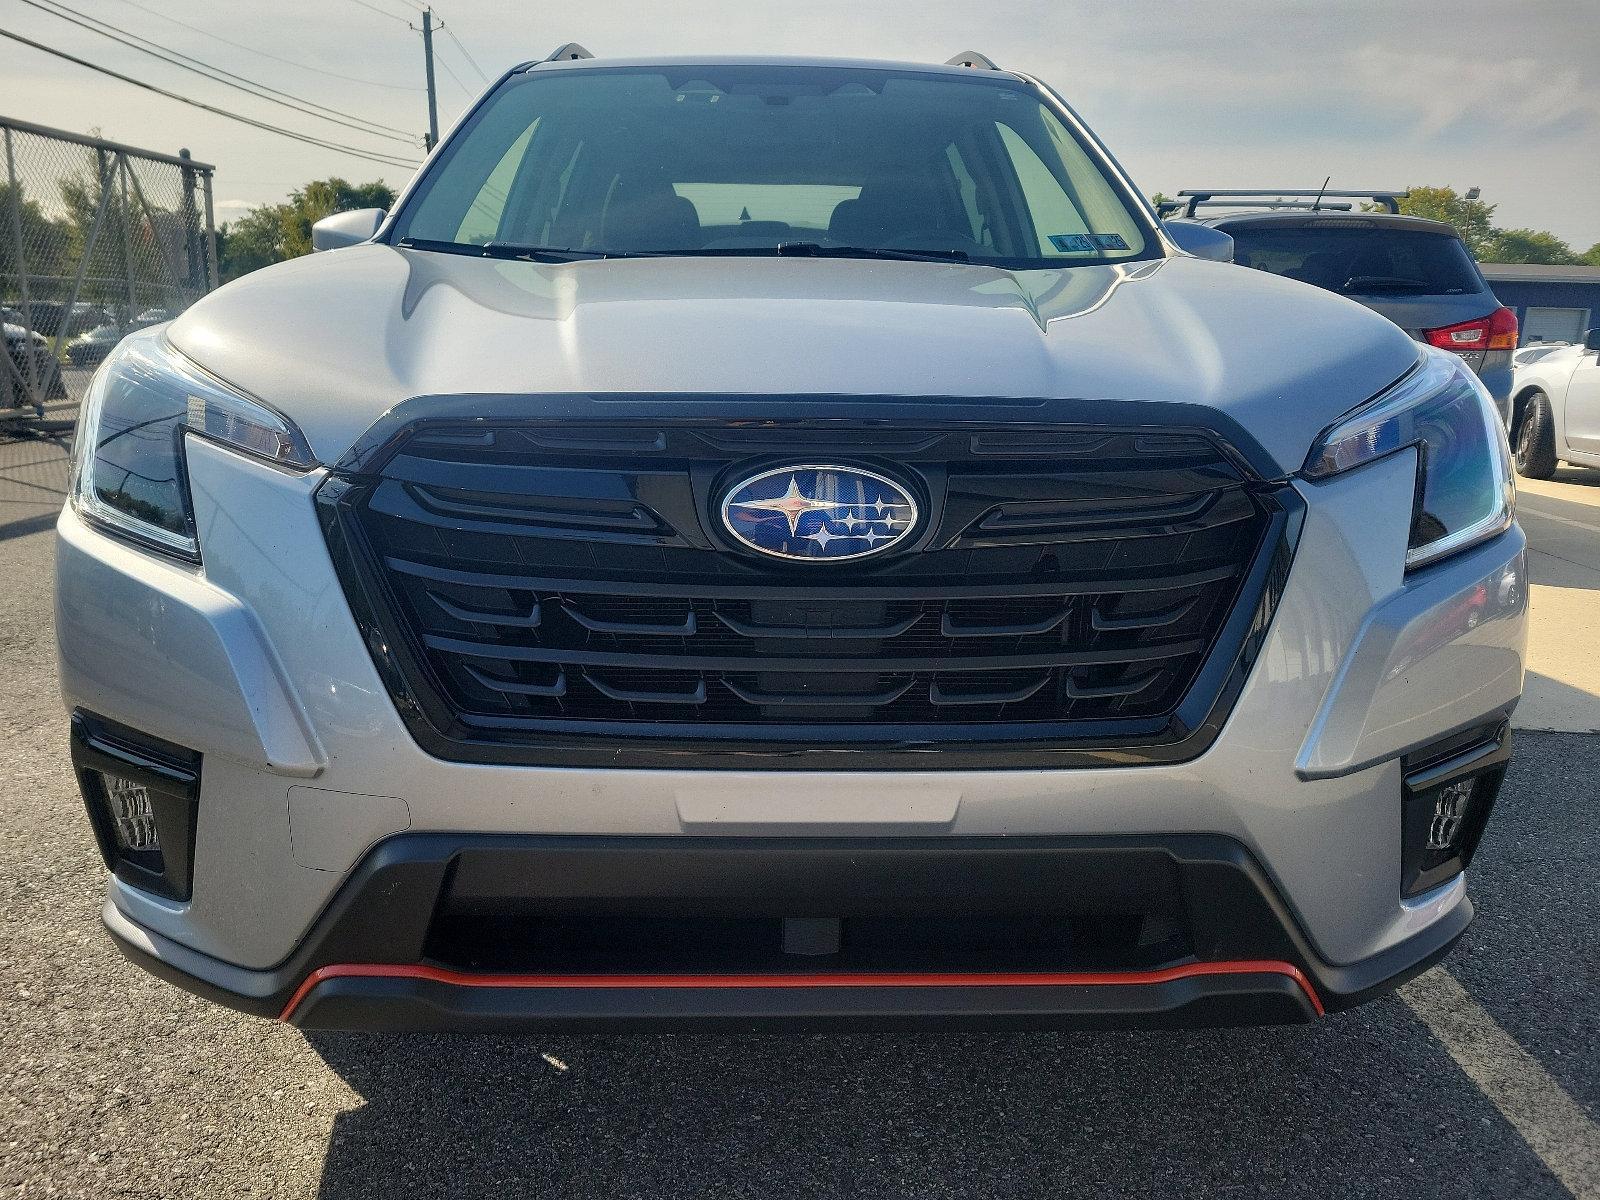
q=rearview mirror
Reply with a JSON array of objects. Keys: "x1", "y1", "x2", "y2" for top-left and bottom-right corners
[
  {"x1": 311, "y1": 208, "x2": 387, "y2": 252},
  {"x1": 1162, "y1": 220, "x2": 1234, "y2": 263},
  {"x1": 1585, "y1": 328, "x2": 1600, "y2": 352}
]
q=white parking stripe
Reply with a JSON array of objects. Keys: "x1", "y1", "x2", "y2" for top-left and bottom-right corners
[
  {"x1": 1518, "y1": 502, "x2": 1600, "y2": 537},
  {"x1": 1401, "y1": 968, "x2": 1600, "y2": 1198}
]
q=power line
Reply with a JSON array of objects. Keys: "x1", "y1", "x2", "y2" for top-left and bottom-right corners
[
  {"x1": 19, "y1": 0, "x2": 419, "y2": 143},
  {"x1": 433, "y1": 47, "x2": 472, "y2": 98},
  {"x1": 100, "y1": 0, "x2": 424, "y2": 93},
  {"x1": 0, "y1": 28, "x2": 422, "y2": 169},
  {"x1": 440, "y1": 25, "x2": 488, "y2": 83},
  {"x1": 17, "y1": 1, "x2": 417, "y2": 145},
  {"x1": 345, "y1": 0, "x2": 411, "y2": 23}
]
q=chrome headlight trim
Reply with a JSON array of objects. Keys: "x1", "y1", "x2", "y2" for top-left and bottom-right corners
[
  {"x1": 1303, "y1": 347, "x2": 1514, "y2": 572},
  {"x1": 71, "y1": 333, "x2": 317, "y2": 562}
]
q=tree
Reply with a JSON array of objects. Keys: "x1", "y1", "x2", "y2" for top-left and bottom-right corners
[
  {"x1": 1388, "y1": 186, "x2": 1497, "y2": 259},
  {"x1": 1483, "y1": 228, "x2": 1577, "y2": 266},
  {"x1": 0, "y1": 182, "x2": 73, "y2": 284},
  {"x1": 1380, "y1": 185, "x2": 1594, "y2": 266},
  {"x1": 219, "y1": 205, "x2": 290, "y2": 280},
  {"x1": 218, "y1": 177, "x2": 397, "y2": 281},
  {"x1": 276, "y1": 178, "x2": 396, "y2": 259}
]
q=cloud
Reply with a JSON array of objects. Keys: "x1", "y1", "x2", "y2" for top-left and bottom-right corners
[{"x1": 1346, "y1": 45, "x2": 1600, "y2": 140}]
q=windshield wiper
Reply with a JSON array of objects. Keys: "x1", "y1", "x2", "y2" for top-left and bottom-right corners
[
  {"x1": 774, "y1": 241, "x2": 971, "y2": 263},
  {"x1": 1339, "y1": 275, "x2": 1434, "y2": 294},
  {"x1": 399, "y1": 236, "x2": 977, "y2": 265},
  {"x1": 398, "y1": 236, "x2": 609, "y2": 263}
]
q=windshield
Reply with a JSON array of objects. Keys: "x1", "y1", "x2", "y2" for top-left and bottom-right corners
[
  {"x1": 391, "y1": 64, "x2": 1153, "y2": 267},
  {"x1": 1226, "y1": 224, "x2": 1485, "y2": 296}
]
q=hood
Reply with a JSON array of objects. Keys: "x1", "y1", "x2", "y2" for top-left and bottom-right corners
[{"x1": 168, "y1": 246, "x2": 1421, "y2": 476}]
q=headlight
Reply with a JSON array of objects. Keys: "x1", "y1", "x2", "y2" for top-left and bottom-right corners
[
  {"x1": 1303, "y1": 346, "x2": 1514, "y2": 571},
  {"x1": 71, "y1": 334, "x2": 316, "y2": 561}
]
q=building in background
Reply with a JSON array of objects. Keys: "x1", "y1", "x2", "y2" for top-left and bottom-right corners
[{"x1": 1480, "y1": 264, "x2": 1600, "y2": 345}]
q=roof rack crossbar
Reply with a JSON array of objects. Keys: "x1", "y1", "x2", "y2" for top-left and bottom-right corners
[
  {"x1": 544, "y1": 43, "x2": 594, "y2": 62},
  {"x1": 1175, "y1": 189, "x2": 1407, "y2": 217},
  {"x1": 946, "y1": 51, "x2": 1001, "y2": 70},
  {"x1": 1165, "y1": 200, "x2": 1355, "y2": 215}
]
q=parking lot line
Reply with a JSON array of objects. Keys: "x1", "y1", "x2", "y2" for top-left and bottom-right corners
[
  {"x1": 1518, "y1": 502, "x2": 1600, "y2": 537},
  {"x1": 1400, "y1": 968, "x2": 1600, "y2": 1199}
]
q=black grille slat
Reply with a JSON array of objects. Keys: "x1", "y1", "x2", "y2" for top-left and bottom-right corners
[
  {"x1": 429, "y1": 592, "x2": 542, "y2": 629},
  {"x1": 421, "y1": 632, "x2": 1212, "y2": 674},
  {"x1": 1063, "y1": 671, "x2": 1160, "y2": 700},
  {"x1": 941, "y1": 607, "x2": 1071, "y2": 638},
  {"x1": 712, "y1": 609, "x2": 924, "y2": 640},
  {"x1": 564, "y1": 602, "x2": 697, "y2": 637},
  {"x1": 323, "y1": 416, "x2": 1286, "y2": 761},
  {"x1": 721, "y1": 678, "x2": 917, "y2": 707},
  {"x1": 930, "y1": 675, "x2": 1052, "y2": 706},
  {"x1": 583, "y1": 672, "x2": 708, "y2": 705},
  {"x1": 1091, "y1": 596, "x2": 1198, "y2": 632},
  {"x1": 381, "y1": 554, "x2": 1247, "y2": 600},
  {"x1": 464, "y1": 663, "x2": 567, "y2": 697}
]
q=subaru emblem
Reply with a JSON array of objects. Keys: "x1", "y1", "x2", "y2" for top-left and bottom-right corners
[{"x1": 720, "y1": 465, "x2": 919, "y2": 563}]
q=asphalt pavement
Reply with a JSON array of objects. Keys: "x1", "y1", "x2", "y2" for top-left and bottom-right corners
[{"x1": 0, "y1": 432, "x2": 1595, "y2": 1199}]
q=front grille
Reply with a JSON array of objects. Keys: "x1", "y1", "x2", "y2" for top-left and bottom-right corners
[{"x1": 319, "y1": 411, "x2": 1295, "y2": 769}]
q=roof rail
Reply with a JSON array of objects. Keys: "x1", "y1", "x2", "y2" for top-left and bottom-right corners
[
  {"x1": 544, "y1": 43, "x2": 594, "y2": 62},
  {"x1": 1175, "y1": 189, "x2": 1407, "y2": 218},
  {"x1": 1162, "y1": 199, "x2": 1355, "y2": 217},
  {"x1": 946, "y1": 51, "x2": 1001, "y2": 70}
]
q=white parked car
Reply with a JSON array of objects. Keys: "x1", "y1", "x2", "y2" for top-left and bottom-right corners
[
  {"x1": 1512, "y1": 343, "x2": 1568, "y2": 368},
  {"x1": 1509, "y1": 328, "x2": 1600, "y2": 477}
]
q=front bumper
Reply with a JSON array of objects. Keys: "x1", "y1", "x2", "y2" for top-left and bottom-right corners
[
  {"x1": 57, "y1": 437, "x2": 1528, "y2": 1029},
  {"x1": 102, "y1": 832, "x2": 1477, "y2": 1030}
]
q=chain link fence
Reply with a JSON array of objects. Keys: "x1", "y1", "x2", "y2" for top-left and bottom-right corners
[{"x1": 1, "y1": 116, "x2": 217, "y2": 437}]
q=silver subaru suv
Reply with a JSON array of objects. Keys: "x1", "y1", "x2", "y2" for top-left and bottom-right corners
[{"x1": 58, "y1": 50, "x2": 1526, "y2": 1031}]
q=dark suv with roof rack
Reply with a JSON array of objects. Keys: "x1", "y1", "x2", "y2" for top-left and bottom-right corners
[{"x1": 1171, "y1": 190, "x2": 1517, "y2": 424}]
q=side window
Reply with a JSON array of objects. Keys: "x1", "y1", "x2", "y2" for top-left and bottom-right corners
[{"x1": 453, "y1": 120, "x2": 539, "y2": 245}]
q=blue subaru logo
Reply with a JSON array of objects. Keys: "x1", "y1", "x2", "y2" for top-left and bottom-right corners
[{"x1": 720, "y1": 465, "x2": 919, "y2": 563}]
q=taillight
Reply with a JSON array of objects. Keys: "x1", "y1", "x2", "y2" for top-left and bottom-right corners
[
  {"x1": 1424, "y1": 307, "x2": 1518, "y2": 353},
  {"x1": 1487, "y1": 305, "x2": 1518, "y2": 350}
]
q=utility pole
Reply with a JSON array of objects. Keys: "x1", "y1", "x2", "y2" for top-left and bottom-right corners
[{"x1": 420, "y1": 7, "x2": 439, "y2": 150}]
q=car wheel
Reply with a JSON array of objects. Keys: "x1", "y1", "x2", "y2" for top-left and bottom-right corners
[{"x1": 1514, "y1": 392, "x2": 1558, "y2": 480}]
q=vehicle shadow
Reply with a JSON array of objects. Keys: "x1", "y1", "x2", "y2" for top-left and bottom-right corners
[
  {"x1": 1517, "y1": 668, "x2": 1600, "y2": 734},
  {"x1": 303, "y1": 1000, "x2": 1555, "y2": 1199},
  {"x1": 1549, "y1": 467, "x2": 1599, "y2": 489}
]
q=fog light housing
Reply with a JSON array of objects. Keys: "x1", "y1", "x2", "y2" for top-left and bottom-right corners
[
  {"x1": 1401, "y1": 722, "x2": 1510, "y2": 897},
  {"x1": 104, "y1": 774, "x2": 161, "y2": 852},
  {"x1": 1425, "y1": 779, "x2": 1476, "y2": 852},
  {"x1": 71, "y1": 712, "x2": 201, "y2": 901}
]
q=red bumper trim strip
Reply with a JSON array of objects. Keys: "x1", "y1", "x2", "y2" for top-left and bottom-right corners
[{"x1": 278, "y1": 959, "x2": 1325, "y2": 1021}]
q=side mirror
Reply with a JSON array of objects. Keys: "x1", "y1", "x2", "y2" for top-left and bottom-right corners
[
  {"x1": 1584, "y1": 328, "x2": 1600, "y2": 352},
  {"x1": 1163, "y1": 220, "x2": 1234, "y2": 263},
  {"x1": 311, "y1": 208, "x2": 387, "y2": 252}
]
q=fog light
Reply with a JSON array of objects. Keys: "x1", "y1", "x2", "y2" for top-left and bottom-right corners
[
  {"x1": 71, "y1": 712, "x2": 199, "y2": 901},
  {"x1": 103, "y1": 774, "x2": 161, "y2": 852},
  {"x1": 1425, "y1": 779, "x2": 1476, "y2": 852},
  {"x1": 1401, "y1": 723, "x2": 1510, "y2": 898}
]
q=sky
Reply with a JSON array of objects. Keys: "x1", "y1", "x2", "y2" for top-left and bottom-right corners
[{"x1": 4, "y1": 0, "x2": 1599, "y2": 249}]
